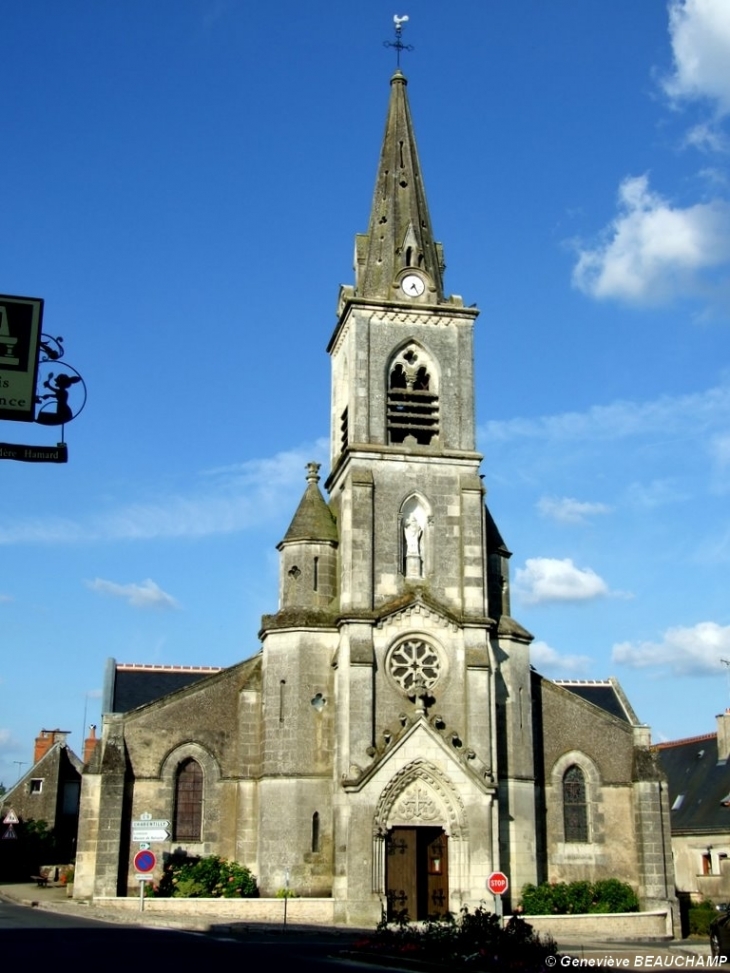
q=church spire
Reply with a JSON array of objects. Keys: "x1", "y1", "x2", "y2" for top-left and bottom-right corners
[{"x1": 355, "y1": 70, "x2": 445, "y2": 303}]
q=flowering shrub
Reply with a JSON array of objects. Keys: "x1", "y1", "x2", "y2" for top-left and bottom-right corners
[
  {"x1": 356, "y1": 905, "x2": 558, "y2": 971},
  {"x1": 153, "y1": 854, "x2": 258, "y2": 898},
  {"x1": 520, "y1": 879, "x2": 638, "y2": 915}
]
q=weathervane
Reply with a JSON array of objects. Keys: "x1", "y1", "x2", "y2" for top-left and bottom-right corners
[{"x1": 383, "y1": 14, "x2": 413, "y2": 68}]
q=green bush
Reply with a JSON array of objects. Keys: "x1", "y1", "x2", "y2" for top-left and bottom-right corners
[
  {"x1": 689, "y1": 900, "x2": 717, "y2": 937},
  {"x1": 153, "y1": 854, "x2": 258, "y2": 898},
  {"x1": 592, "y1": 879, "x2": 639, "y2": 913},
  {"x1": 520, "y1": 879, "x2": 639, "y2": 915}
]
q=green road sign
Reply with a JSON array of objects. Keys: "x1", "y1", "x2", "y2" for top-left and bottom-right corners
[{"x1": 0, "y1": 294, "x2": 43, "y2": 422}]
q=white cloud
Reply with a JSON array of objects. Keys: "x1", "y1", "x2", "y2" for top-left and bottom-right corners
[
  {"x1": 0, "y1": 729, "x2": 12, "y2": 747},
  {"x1": 572, "y1": 174, "x2": 730, "y2": 305},
  {"x1": 537, "y1": 496, "x2": 611, "y2": 525},
  {"x1": 514, "y1": 557, "x2": 609, "y2": 605},
  {"x1": 624, "y1": 478, "x2": 688, "y2": 509},
  {"x1": 86, "y1": 578, "x2": 180, "y2": 611},
  {"x1": 530, "y1": 640, "x2": 592, "y2": 675},
  {"x1": 664, "y1": 0, "x2": 730, "y2": 115},
  {"x1": 685, "y1": 122, "x2": 730, "y2": 153},
  {"x1": 710, "y1": 432, "x2": 730, "y2": 467},
  {"x1": 0, "y1": 439, "x2": 328, "y2": 545},
  {"x1": 612, "y1": 620, "x2": 730, "y2": 675},
  {"x1": 483, "y1": 381, "x2": 730, "y2": 445}
]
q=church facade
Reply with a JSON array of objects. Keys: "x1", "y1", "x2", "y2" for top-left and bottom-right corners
[{"x1": 75, "y1": 70, "x2": 676, "y2": 926}]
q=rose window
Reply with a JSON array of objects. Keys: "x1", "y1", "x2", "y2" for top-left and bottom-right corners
[{"x1": 388, "y1": 639, "x2": 441, "y2": 693}]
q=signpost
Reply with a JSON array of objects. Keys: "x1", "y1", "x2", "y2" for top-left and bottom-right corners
[
  {"x1": 0, "y1": 295, "x2": 86, "y2": 463},
  {"x1": 487, "y1": 870, "x2": 509, "y2": 923},
  {"x1": 133, "y1": 849, "x2": 157, "y2": 913}
]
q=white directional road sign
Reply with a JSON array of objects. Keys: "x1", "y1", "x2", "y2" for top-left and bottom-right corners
[
  {"x1": 133, "y1": 829, "x2": 170, "y2": 842},
  {"x1": 132, "y1": 818, "x2": 170, "y2": 842}
]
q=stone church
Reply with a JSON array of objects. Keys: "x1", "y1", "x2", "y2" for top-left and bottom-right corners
[{"x1": 75, "y1": 69, "x2": 676, "y2": 926}]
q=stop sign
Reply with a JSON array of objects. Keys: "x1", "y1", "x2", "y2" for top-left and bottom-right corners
[{"x1": 487, "y1": 870, "x2": 509, "y2": 895}]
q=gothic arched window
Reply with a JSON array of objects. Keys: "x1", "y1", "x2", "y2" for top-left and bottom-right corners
[
  {"x1": 174, "y1": 758, "x2": 203, "y2": 841},
  {"x1": 563, "y1": 764, "x2": 588, "y2": 843},
  {"x1": 387, "y1": 345, "x2": 439, "y2": 446}
]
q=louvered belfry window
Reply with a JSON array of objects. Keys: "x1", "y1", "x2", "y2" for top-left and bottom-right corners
[
  {"x1": 174, "y1": 758, "x2": 203, "y2": 841},
  {"x1": 563, "y1": 765, "x2": 588, "y2": 843},
  {"x1": 387, "y1": 347, "x2": 439, "y2": 446}
]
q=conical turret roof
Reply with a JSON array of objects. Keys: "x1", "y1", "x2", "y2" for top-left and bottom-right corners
[{"x1": 280, "y1": 463, "x2": 338, "y2": 545}]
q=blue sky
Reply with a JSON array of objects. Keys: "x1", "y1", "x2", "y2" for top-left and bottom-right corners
[{"x1": 1, "y1": 0, "x2": 730, "y2": 787}]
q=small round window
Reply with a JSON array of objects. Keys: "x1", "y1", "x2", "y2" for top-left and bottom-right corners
[{"x1": 388, "y1": 638, "x2": 442, "y2": 693}]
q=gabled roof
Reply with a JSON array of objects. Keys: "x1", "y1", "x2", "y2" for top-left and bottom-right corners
[
  {"x1": 1, "y1": 740, "x2": 83, "y2": 806},
  {"x1": 553, "y1": 679, "x2": 639, "y2": 725},
  {"x1": 657, "y1": 732, "x2": 730, "y2": 834},
  {"x1": 342, "y1": 715, "x2": 493, "y2": 796}
]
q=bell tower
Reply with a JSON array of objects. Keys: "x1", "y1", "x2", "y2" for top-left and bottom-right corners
[
  {"x1": 322, "y1": 64, "x2": 540, "y2": 922},
  {"x1": 326, "y1": 68, "x2": 485, "y2": 617}
]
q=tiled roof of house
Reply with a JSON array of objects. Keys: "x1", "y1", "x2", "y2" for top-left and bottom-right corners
[{"x1": 657, "y1": 733, "x2": 730, "y2": 834}]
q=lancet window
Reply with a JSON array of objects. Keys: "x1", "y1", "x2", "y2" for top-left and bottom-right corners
[
  {"x1": 174, "y1": 758, "x2": 203, "y2": 841},
  {"x1": 563, "y1": 764, "x2": 588, "y2": 843}
]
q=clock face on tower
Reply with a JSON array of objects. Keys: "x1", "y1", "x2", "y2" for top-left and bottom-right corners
[{"x1": 400, "y1": 273, "x2": 426, "y2": 298}]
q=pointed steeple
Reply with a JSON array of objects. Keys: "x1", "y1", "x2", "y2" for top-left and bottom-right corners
[{"x1": 355, "y1": 70, "x2": 445, "y2": 303}]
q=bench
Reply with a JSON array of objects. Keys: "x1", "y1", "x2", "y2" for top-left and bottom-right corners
[{"x1": 30, "y1": 874, "x2": 50, "y2": 887}]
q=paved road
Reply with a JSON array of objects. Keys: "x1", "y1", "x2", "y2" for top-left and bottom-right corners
[
  {"x1": 0, "y1": 884, "x2": 717, "y2": 970},
  {"x1": 0, "y1": 898, "x2": 394, "y2": 970}
]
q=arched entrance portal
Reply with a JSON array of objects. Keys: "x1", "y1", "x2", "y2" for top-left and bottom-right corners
[
  {"x1": 374, "y1": 757, "x2": 469, "y2": 921},
  {"x1": 386, "y1": 826, "x2": 448, "y2": 919}
]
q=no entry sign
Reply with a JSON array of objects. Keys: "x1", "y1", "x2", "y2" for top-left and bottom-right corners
[{"x1": 487, "y1": 871, "x2": 509, "y2": 895}]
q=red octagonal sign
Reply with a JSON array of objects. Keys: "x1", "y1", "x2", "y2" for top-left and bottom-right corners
[{"x1": 487, "y1": 871, "x2": 509, "y2": 895}]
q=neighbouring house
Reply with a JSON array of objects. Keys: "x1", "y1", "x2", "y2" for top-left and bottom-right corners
[
  {"x1": 74, "y1": 66, "x2": 676, "y2": 928},
  {"x1": 657, "y1": 710, "x2": 730, "y2": 905},
  {"x1": 0, "y1": 729, "x2": 84, "y2": 877}
]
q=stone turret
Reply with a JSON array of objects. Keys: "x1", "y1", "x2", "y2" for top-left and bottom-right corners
[{"x1": 277, "y1": 462, "x2": 338, "y2": 610}]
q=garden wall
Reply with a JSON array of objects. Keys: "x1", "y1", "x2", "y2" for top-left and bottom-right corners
[
  {"x1": 91, "y1": 895, "x2": 335, "y2": 925},
  {"x1": 523, "y1": 910, "x2": 673, "y2": 940}
]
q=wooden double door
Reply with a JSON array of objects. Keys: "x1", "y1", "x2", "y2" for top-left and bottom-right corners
[{"x1": 386, "y1": 826, "x2": 449, "y2": 920}]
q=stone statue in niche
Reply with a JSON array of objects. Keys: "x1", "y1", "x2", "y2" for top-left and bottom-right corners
[
  {"x1": 404, "y1": 514, "x2": 422, "y2": 557},
  {"x1": 404, "y1": 512, "x2": 423, "y2": 579}
]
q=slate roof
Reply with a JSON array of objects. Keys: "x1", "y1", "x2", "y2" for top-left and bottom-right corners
[
  {"x1": 657, "y1": 732, "x2": 730, "y2": 834},
  {"x1": 554, "y1": 679, "x2": 638, "y2": 724},
  {"x1": 281, "y1": 467, "x2": 338, "y2": 545},
  {"x1": 484, "y1": 502, "x2": 510, "y2": 556},
  {"x1": 103, "y1": 660, "x2": 224, "y2": 714}
]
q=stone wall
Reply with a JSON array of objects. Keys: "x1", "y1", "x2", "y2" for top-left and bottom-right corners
[{"x1": 523, "y1": 910, "x2": 673, "y2": 940}]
